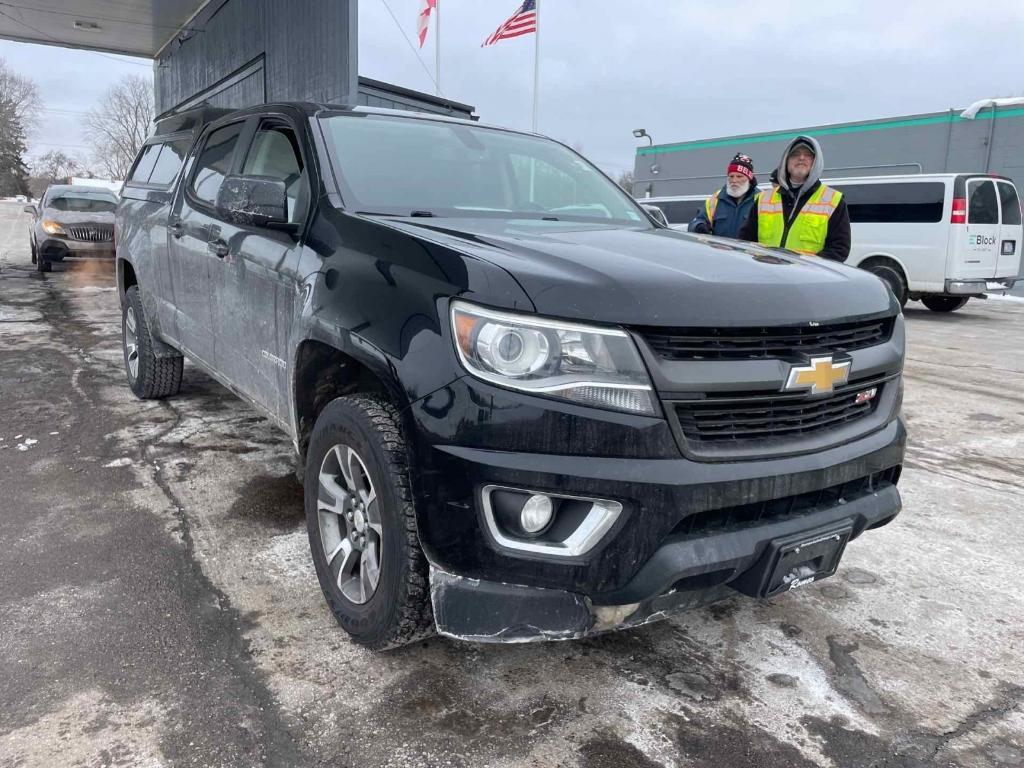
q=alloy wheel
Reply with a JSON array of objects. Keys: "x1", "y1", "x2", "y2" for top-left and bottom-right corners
[
  {"x1": 124, "y1": 306, "x2": 139, "y2": 382},
  {"x1": 317, "y1": 443, "x2": 383, "y2": 605}
]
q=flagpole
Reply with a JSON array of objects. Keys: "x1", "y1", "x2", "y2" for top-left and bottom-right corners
[
  {"x1": 531, "y1": 0, "x2": 540, "y2": 132},
  {"x1": 435, "y1": 0, "x2": 442, "y2": 96}
]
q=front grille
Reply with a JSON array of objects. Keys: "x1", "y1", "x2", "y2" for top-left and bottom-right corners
[
  {"x1": 66, "y1": 225, "x2": 114, "y2": 242},
  {"x1": 640, "y1": 317, "x2": 894, "y2": 361},
  {"x1": 673, "y1": 376, "x2": 888, "y2": 444},
  {"x1": 671, "y1": 467, "x2": 901, "y2": 538}
]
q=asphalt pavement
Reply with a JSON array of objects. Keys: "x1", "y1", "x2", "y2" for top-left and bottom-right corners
[{"x1": 1, "y1": 201, "x2": 1022, "y2": 767}]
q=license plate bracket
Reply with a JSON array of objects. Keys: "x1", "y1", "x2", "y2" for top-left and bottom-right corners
[{"x1": 731, "y1": 522, "x2": 853, "y2": 598}]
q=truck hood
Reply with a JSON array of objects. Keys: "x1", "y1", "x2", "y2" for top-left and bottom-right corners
[{"x1": 373, "y1": 217, "x2": 895, "y2": 327}]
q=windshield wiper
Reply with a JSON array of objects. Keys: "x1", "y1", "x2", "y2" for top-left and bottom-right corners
[{"x1": 355, "y1": 210, "x2": 437, "y2": 218}]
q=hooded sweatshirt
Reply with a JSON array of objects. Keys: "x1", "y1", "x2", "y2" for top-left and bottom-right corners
[{"x1": 738, "y1": 135, "x2": 851, "y2": 262}]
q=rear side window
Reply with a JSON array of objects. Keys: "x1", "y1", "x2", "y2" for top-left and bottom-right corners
[
  {"x1": 147, "y1": 138, "x2": 192, "y2": 186},
  {"x1": 998, "y1": 182, "x2": 1021, "y2": 225},
  {"x1": 190, "y1": 122, "x2": 244, "y2": 206},
  {"x1": 129, "y1": 144, "x2": 161, "y2": 184},
  {"x1": 831, "y1": 182, "x2": 945, "y2": 224},
  {"x1": 967, "y1": 180, "x2": 998, "y2": 224}
]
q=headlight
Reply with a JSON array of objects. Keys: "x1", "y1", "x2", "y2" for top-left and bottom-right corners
[
  {"x1": 41, "y1": 220, "x2": 65, "y2": 235},
  {"x1": 451, "y1": 300, "x2": 657, "y2": 415}
]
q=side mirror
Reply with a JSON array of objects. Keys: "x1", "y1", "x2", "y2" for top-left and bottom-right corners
[
  {"x1": 215, "y1": 175, "x2": 289, "y2": 228},
  {"x1": 642, "y1": 204, "x2": 669, "y2": 228},
  {"x1": 23, "y1": 204, "x2": 36, "y2": 216}
]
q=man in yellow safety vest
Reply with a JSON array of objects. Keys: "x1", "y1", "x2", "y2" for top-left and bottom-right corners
[{"x1": 739, "y1": 135, "x2": 850, "y2": 261}]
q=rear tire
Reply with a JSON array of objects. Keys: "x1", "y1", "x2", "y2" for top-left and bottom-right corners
[
  {"x1": 305, "y1": 394, "x2": 434, "y2": 650},
  {"x1": 865, "y1": 262, "x2": 907, "y2": 308},
  {"x1": 122, "y1": 286, "x2": 183, "y2": 399},
  {"x1": 921, "y1": 296, "x2": 969, "y2": 313}
]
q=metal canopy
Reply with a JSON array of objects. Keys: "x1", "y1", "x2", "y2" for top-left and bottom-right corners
[{"x1": 0, "y1": 0, "x2": 212, "y2": 58}]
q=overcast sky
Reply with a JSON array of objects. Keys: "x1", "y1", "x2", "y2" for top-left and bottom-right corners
[{"x1": 2, "y1": 0, "x2": 1024, "y2": 178}]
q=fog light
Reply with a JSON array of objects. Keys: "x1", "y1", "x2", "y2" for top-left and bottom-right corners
[{"x1": 520, "y1": 494, "x2": 553, "y2": 534}]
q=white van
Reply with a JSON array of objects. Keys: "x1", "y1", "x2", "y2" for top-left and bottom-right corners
[
  {"x1": 642, "y1": 174, "x2": 1022, "y2": 312},
  {"x1": 830, "y1": 174, "x2": 1021, "y2": 311}
]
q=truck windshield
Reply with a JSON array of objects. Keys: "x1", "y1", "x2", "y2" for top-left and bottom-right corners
[{"x1": 321, "y1": 113, "x2": 647, "y2": 225}]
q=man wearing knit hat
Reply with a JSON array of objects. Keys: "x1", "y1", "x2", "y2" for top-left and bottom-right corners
[
  {"x1": 688, "y1": 153, "x2": 758, "y2": 239},
  {"x1": 739, "y1": 135, "x2": 850, "y2": 261}
]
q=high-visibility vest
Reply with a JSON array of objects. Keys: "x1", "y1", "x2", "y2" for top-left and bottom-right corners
[
  {"x1": 704, "y1": 190, "x2": 720, "y2": 223},
  {"x1": 756, "y1": 184, "x2": 843, "y2": 255}
]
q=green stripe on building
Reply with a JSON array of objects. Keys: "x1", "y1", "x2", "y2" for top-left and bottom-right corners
[{"x1": 636, "y1": 108, "x2": 1024, "y2": 156}]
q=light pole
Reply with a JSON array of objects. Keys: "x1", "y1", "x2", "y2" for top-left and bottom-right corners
[
  {"x1": 632, "y1": 128, "x2": 653, "y2": 147},
  {"x1": 633, "y1": 129, "x2": 658, "y2": 196}
]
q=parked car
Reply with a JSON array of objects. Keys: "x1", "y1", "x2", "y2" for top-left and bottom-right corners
[
  {"x1": 642, "y1": 174, "x2": 1024, "y2": 312},
  {"x1": 116, "y1": 103, "x2": 906, "y2": 649},
  {"x1": 635, "y1": 195, "x2": 702, "y2": 231},
  {"x1": 25, "y1": 185, "x2": 119, "y2": 272}
]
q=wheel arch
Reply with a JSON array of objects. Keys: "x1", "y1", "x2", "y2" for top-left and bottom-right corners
[
  {"x1": 856, "y1": 253, "x2": 909, "y2": 283},
  {"x1": 117, "y1": 257, "x2": 137, "y2": 305},
  {"x1": 291, "y1": 335, "x2": 410, "y2": 464}
]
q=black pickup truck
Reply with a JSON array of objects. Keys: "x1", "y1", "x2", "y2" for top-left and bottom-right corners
[{"x1": 115, "y1": 103, "x2": 905, "y2": 649}]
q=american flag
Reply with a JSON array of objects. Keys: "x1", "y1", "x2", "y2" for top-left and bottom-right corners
[
  {"x1": 482, "y1": 0, "x2": 537, "y2": 47},
  {"x1": 417, "y1": 0, "x2": 436, "y2": 48}
]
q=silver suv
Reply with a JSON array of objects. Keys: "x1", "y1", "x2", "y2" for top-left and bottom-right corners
[{"x1": 26, "y1": 185, "x2": 119, "y2": 273}]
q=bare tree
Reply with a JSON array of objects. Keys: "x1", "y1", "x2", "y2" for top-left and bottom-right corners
[
  {"x1": 0, "y1": 57, "x2": 41, "y2": 128},
  {"x1": 32, "y1": 149, "x2": 79, "y2": 181},
  {"x1": 85, "y1": 74, "x2": 153, "y2": 180},
  {"x1": 28, "y1": 149, "x2": 83, "y2": 197},
  {"x1": 616, "y1": 170, "x2": 635, "y2": 194}
]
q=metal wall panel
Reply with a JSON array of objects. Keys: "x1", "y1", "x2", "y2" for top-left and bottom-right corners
[
  {"x1": 634, "y1": 109, "x2": 1024, "y2": 199},
  {"x1": 155, "y1": 0, "x2": 356, "y2": 116}
]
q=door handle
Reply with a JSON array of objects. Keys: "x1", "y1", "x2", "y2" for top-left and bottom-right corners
[
  {"x1": 168, "y1": 220, "x2": 184, "y2": 238},
  {"x1": 208, "y1": 239, "x2": 229, "y2": 258}
]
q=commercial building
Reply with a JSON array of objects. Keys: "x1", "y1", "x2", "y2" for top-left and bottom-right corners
[
  {"x1": 633, "y1": 101, "x2": 1024, "y2": 198},
  {"x1": 0, "y1": 1, "x2": 473, "y2": 121}
]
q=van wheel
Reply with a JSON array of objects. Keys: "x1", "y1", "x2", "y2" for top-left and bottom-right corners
[
  {"x1": 921, "y1": 296, "x2": 969, "y2": 313},
  {"x1": 305, "y1": 394, "x2": 434, "y2": 650},
  {"x1": 122, "y1": 286, "x2": 183, "y2": 398},
  {"x1": 865, "y1": 262, "x2": 907, "y2": 308}
]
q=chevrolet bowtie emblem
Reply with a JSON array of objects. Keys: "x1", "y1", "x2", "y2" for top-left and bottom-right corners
[{"x1": 784, "y1": 356, "x2": 851, "y2": 395}]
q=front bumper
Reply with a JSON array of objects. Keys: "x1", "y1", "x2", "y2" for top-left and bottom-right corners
[
  {"x1": 945, "y1": 278, "x2": 1017, "y2": 295},
  {"x1": 38, "y1": 238, "x2": 115, "y2": 261},
  {"x1": 431, "y1": 482, "x2": 900, "y2": 642},
  {"x1": 410, "y1": 377, "x2": 906, "y2": 642}
]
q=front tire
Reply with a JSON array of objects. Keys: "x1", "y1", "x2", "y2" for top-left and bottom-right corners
[
  {"x1": 122, "y1": 286, "x2": 183, "y2": 398},
  {"x1": 30, "y1": 239, "x2": 36, "y2": 264},
  {"x1": 921, "y1": 296, "x2": 969, "y2": 313},
  {"x1": 865, "y1": 262, "x2": 907, "y2": 308},
  {"x1": 305, "y1": 395, "x2": 434, "y2": 650}
]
